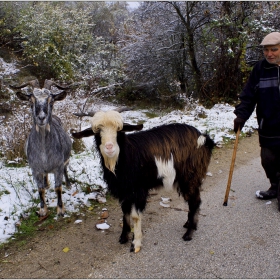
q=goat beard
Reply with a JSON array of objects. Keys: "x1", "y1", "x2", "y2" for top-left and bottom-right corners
[
  {"x1": 101, "y1": 151, "x2": 119, "y2": 175},
  {"x1": 36, "y1": 123, "x2": 50, "y2": 132}
]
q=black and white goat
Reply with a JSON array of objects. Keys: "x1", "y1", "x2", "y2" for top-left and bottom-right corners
[
  {"x1": 71, "y1": 109, "x2": 215, "y2": 252},
  {"x1": 10, "y1": 79, "x2": 72, "y2": 217}
]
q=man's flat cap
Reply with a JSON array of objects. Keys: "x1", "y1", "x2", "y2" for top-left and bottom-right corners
[{"x1": 260, "y1": 32, "x2": 280, "y2": 46}]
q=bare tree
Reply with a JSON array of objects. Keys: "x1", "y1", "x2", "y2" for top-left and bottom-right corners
[{"x1": 121, "y1": 1, "x2": 212, "y2": 101}]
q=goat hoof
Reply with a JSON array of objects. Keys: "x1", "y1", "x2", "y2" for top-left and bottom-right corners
[
  {"x1": 57, "y1": 205, "x2": 65, "y2": 217},
  {"x1": 119, "y1": 236, "x2": 128, "y2": 244},
  {"x1": 38, "y1": 208, "x2": 48, "y2": 217},
  {"x1": 57, "y1": 209, "x2": 65, "y2": 217},
  {"x1": 182, "y1": 233, "x2": 193, "y2": 241},
  {"x1": 134, "y1": 247, "x2": 141, "y2": 253},
  {"x1": 129, "y1": 243, "x2": 140, "y2": 253}
]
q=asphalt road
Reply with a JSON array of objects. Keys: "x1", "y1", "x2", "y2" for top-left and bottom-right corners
[
  {"x1": 88, "y1": 155, "x2": 280, "y2": 279},
  {"x1": 2, "y1": 138, "x2": 280, "y2": 279}
]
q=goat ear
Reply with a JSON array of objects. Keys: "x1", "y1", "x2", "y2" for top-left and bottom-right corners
[
  {"x1": 70, "y1": 127, "x2": 95, "y2": 139},
  {"x1": 15, "y1": 92, "x2": 31, "y2": 101},
  {"x1": 52, "y1": 91, "x2": 67, "y2": 101},
  {"x1": 121, "y1": 123, "x2": 144, "y2": 132}
]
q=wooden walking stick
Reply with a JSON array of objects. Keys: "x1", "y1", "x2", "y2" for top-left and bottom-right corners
[{"x1": 223, "y1": 127, "x2": 240, "y2": 206}]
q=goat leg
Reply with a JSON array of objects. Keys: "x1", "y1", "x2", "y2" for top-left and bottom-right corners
[
  {"x1": 44, "y1": 174, "x2": 50, "y2": 189},
  {"x1": 38, "y1": 188, "x2": 48, "y2": 217},
  {"x1": 130, "y1": 233, "x2": 135, "y2": 252},
  {"x1": 64, "y1": 166, "x2": 71, "y2": 189},
  {"x1": 55, "y1": 185, "x2": 65, "y2": 217},
  {"x1": 182, "y1": 193, "x2": 201, "y2": 241},
  {"x1": 119, "y1": 200, "x2": 132, "y2": 244},
  {"x1": 119, "y1": 213, "x2": 131, "y2": 244}
]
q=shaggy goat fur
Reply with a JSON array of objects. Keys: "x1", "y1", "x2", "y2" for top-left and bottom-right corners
[{"x1": 71, "y1": 110, "x2": 215, "y2": 252}]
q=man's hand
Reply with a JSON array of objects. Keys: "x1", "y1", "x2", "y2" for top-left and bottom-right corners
[{"x1": 234, "y1": 117, "x2": 246, "y2": 133}]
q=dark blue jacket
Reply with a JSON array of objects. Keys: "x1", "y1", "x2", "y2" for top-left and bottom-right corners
[{"x1": 234, "y1": 59, "x2": 280, "y2": 147}]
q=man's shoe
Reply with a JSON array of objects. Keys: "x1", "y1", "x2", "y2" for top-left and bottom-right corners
[{"x1": 256, "y1": 186, "x2": 277, "y2": 200}]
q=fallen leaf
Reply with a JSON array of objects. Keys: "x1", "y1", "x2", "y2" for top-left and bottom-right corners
[
  {"x1": 101, "y1": 210, "x2": 109, "y2": 219},
  {"x1": 1, "y1": 260, "x2": 14, "y2": 264},
  {"x1": 63, "y1": 247, "x2": 70, "y2": 253},
  {"x1": 72, "y1": 190, "x2": 78, "y2": 196},
  {"x1": 88, "y1": 206, "x2": 94, "y2": 211}
]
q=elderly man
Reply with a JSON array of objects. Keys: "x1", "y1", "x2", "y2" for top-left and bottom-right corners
[{"x1": 234, "y1": 32, "x2": 280, "y2": 210}]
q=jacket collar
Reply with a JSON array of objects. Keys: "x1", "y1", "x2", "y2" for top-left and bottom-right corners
[{"x1": 263, "y1": 58, "x2": 280, "y2": 69}]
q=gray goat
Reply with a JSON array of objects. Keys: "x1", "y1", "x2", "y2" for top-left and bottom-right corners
[{"x1": 10, "y1": 79, "x2": 72, "y2": 217}]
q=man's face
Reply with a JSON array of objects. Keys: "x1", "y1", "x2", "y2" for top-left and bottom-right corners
[{"x1": 263, "y1": 44, "x2": 280, "y2": 65}]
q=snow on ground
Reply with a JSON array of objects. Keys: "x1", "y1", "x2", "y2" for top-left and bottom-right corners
[
  {"x1": 0, "y1": 57, "x2": 20, "y2": 77},
  {"x1": 0, "y1": 57, "x2": 258, "y2": 244}
]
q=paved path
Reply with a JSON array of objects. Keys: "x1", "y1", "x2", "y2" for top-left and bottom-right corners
[
  {"x1": 88, "y1": 156, "x2": 280, "y2": 279},
  {"x1": 2, "y1": 147, "x2": 280, "y2": 279}
]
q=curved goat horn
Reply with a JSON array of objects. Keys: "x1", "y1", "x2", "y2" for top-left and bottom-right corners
[
  {"x1": 73, "y1": 111, "x2": 97, "y2": 117},
  {"x1": 73, "y1": 107, "x2": 134, "y2": 118},
  {"x1": 9, "y1": 79, "x2": 40, "y2": 89},
  {"x1": 43, "y1": 79, "x2": 71, "y2": 90},
  {"x1": 115, "y1": 106, "x2": 134, "y2": 113}
]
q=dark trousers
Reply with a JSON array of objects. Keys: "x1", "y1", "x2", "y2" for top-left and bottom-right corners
[{"x1": 261, "y1": 146, "x2": 280, "y2": 187}]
